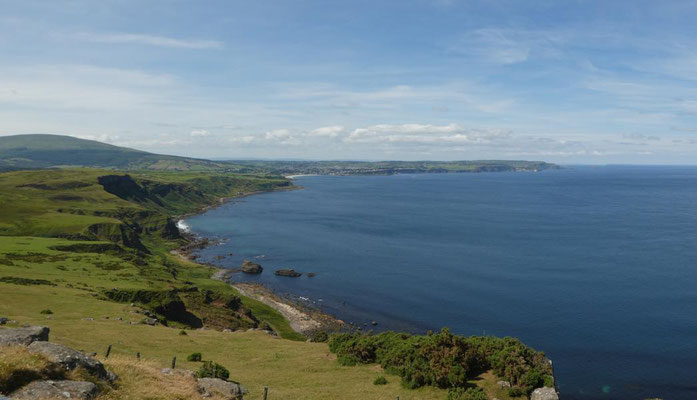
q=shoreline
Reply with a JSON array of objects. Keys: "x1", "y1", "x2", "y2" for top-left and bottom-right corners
[
  {"x1": 174, "y1": 184, "x2": 301, "y2": 221},
  {"x1": 173, "y1": 183, "x2": 344, "y2": 337},
  {"x1": 212, "y1": 269, "x2": 344, "y2": 335}
]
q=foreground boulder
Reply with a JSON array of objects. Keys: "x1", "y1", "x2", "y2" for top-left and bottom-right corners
[
  {"x1": 27, "y1": 342, "x2": 117, "y2": 382},
  {"x1": 11, "y1": 380, "x2": 98, "y2": 399},
  {"x1": 241, "y1": 260, "x2": 263, "y2": 274},
  {"x1": 274, "y1": 269, "x2": 301, "y2": 277},
  {"x1": 197, "y1": 378, "x2": 246, "y2": 399},
  {"x1": 531, "y1": 386, "x2": 560, "y2": 400},
  {"x1": 0, "y1": 326, "x2": 49, "y2": 346}
]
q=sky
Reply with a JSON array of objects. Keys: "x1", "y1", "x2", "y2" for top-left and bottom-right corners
[{"x1": 1, "y1": 0, "x2": 696, "y2": 164}]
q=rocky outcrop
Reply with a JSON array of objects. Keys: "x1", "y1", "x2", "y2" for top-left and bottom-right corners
[
  {"x1": 531, "y1": 387, "x2": 560, "y2": 400},
  {"x1": 11, "y1": 380, "x2": 98, "y2": 400},
  {"x1": 197, "y1": 378, "x2": 246, "y2": 399},
  {"x1": 274, "y1": 269, "x2": 301, "y2": 277},
  {"x1": 241, "y1": 260, "x2": 263, "y2": 274},
  {"x1": 0, "y1": 326, "x2": 49, "y2": 346},
  {"x1": 27, "y1": 342, "x2": 117, "y2": 382}
]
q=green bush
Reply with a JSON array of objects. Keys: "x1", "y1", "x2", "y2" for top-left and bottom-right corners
[
  {"x1": 543, "y1": 374, "x2": 555, "y2": 387},
  {"x1": 373, "y1": 376, "x2": 388, "y2": 385},
  {"x1": 187, "y1": 352, "x2": 202, "y2": 362},
  {"x1": 39, "y1": 309, "x2": 53, "y2": 315},
  {"x1": 310, "y1": 330, "x2": 329, "y2": 343},
  {"x1": 196, "y1": 361, "x2": 229, "y2": 380},
  {"x1": 507, "y1": 386, "x2": 524, "y2": 397},
  {"x1": 179, "y1": 330, "x2": 187, "y2": 336},
  {"x1": 328, "y1": 328, "x2": 552, "y2": 393},
  {"x1": 447, "y1": 387, "x2": 488, "y2": 400}
]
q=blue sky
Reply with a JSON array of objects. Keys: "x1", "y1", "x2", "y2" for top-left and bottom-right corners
[{"x1": 1, "y1": 0, "x2": 696, "y2": 163}]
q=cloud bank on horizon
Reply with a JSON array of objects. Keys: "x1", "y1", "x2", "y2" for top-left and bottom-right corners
[{"x1": 0, "y1": 0, "x2": 696, "y2": 163}]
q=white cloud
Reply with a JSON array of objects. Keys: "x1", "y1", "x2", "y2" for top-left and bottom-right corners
[
  {"x1": 265, "y1": 129, "x2": 291, "y2": 140},
  {"x1": 228, "y1": 135, "x2": 256, "y2": 144},
  {"x1": 307, "y1": 126, "x2": 344, "y2": 137},
  {"x1": 190, "y1": 129, "x2": 210, "y2": 137},
  {"x1": 345, "y1": 123, "x2": 511, "y2": 144},
  {"x1": 73, "y1": 32, "x2": 223, "y2": 49}
]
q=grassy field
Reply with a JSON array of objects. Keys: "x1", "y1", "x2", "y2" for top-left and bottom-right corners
[{"x1": 0, "y1": 285, "x2": 448, "y2": 400}]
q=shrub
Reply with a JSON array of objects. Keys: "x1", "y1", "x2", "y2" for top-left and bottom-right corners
[
  {"x1": 328, "y1": 328, "x2": 552, "y2": 393},
  {"x1": 179, "y1": 330, "x2": 187, "y2": 336},
  {"x1": 507, "y1": 386, "x2": 524, "y2": 397},
  {"x1": 39, "y1": 309, "x2": 53, "y2": 315},
  {"x1": 373, "y1": 376, "x2": 388, "y2": 385},
  {"x1": 196, "y1": 361, "x2": 229, "y2": 380},
  {"x1": 310, "y1": 330, "x2": 329, "y2": 343},
  {"x1": 447, "y1": 387, "x2": 488, "y2": 400},
  {"x1": 543, "y1": 374, "x2": 555, "y2": 387},
  {"x1": 186, "y1": 352, "x2": 202, "y2": 362}
]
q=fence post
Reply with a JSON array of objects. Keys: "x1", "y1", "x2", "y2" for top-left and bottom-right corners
[
  {"x1": 136, "y1": 352, "x2": 140, "y2": 361},
  {"x1": 171, "y1": 356, "x2": 176, "y2": 369},
  {"x1": 263, "y1": 386, "x2": 268, "y2": 400},
  {"x1": 105, "y1": 345, "x2": 112, "y2": 358}
]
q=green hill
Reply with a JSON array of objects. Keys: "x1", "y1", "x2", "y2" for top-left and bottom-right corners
[{"x1": 0, "y1": 134, "x2": 236, "y2": 172}]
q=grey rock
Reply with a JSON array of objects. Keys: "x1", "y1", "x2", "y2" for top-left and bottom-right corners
[
  {"x1": 0, "y1": 326, "x2": 49, "y2": 346},
  {"x1": 27, "y1": 341, "x2": 117, "y2": 382},
  {"x1": 531, "y1": 387, "x2": 560, "y2": 400},
  {"x1": 11, "y1": 380, "x2": 98, "y2": 399},
  {"x1": 142, "y1": 317, "x2": 158, "y2": 326},
  {"x1": 197, "y1": 378, "x2": 246, "y2": 399},
  {"x1": 274, "y1": 269, "x2": 301, "y2": 277},
  {"x1": 241, "y1": 260, "x2": 263, "y2": 274},
  {"x1": 497, "y1": 380, "x2": 511, "y2": 388}
]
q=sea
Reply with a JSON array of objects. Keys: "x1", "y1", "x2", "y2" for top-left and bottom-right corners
[{"x1": 183, "y1": 165, "x2": 697, "y2": 400}]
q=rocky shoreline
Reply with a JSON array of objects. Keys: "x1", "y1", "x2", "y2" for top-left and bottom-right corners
[
  {"x1": 172, "y1": 185, "x2": 344, "y2": 338},
  {"x1": 212, "y1": 269, "x2": 343, "y2": 335}
]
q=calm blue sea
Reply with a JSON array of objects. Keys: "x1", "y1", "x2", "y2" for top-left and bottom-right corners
[{"x1": 185, "y1": 166, "x2": 697, "y2": 400}]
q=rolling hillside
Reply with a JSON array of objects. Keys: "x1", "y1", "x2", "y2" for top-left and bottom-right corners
[{"x1": 0, "y1": 134, "x2": 239, "y2": 172}]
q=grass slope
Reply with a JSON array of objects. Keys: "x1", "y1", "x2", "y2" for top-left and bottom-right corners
[{"x1": 0, "y1": 134, "x2": 240, "y2": 171}]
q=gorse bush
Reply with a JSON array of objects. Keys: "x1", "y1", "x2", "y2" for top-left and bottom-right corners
[
  {"x1": 39, "y1": 309, "x2": 53, "y2": 315},
  {"x1": 328, "y1": 328, "x2": 553, "y2": 394},
  {"x1": 196, "y1": 361, "x2": 229, "y2": 380},
  {"x1": 310, "y1": 330, "x2": 329, "y2": 343},
  {"x1": 373, "y1": 376, "x2": 387, "y2": 385},
  {"x1": 186, "y1": 352, "x2": 202, "y2": 362}
]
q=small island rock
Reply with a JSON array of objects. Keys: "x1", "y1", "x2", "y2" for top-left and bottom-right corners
[
  {"x1": 241, "y1": 260, "x2": 263, "y2": 274},
  {"x1": 274, "y1": 269, "x2": 302, "y2": 277}
]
